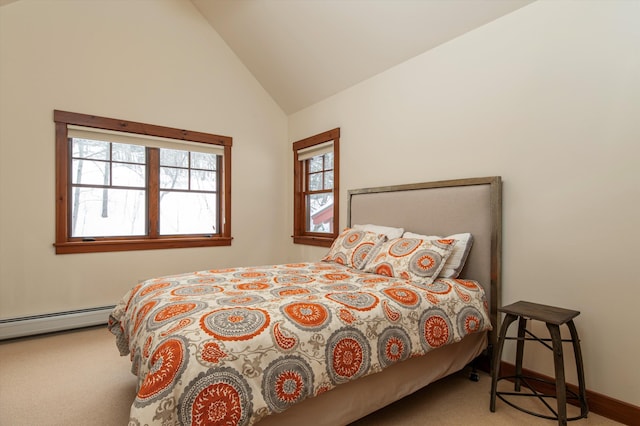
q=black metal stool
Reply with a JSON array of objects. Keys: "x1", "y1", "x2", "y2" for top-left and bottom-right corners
[{"x1": 490, "y1": 301, "x2": 589, "y2": 425}]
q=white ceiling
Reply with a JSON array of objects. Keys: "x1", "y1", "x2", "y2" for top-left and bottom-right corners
[{"x1": 191, "y1": 0, "x2": 534, "y2": 114}]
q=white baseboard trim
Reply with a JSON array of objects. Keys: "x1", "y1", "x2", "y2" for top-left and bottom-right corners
[{"x1": 0, "y1": 306, "x2": 115, "y2": 340}]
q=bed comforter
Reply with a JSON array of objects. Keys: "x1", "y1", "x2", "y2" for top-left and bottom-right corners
[{"x1": 108, "y1": 262, "x2": 491, "y2": 426}]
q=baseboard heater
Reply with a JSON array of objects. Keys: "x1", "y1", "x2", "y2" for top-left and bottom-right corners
[{"x1": 0, "y1": 305, "x2": 115, "y2": 341}]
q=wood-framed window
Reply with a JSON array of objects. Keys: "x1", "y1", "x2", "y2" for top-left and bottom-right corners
[
  {"x1": 293, "y1": 128, "x2": 340, "y2": 247},
  {"x1": 53, "y1": 110, "x2": 232, "y2": 254}
]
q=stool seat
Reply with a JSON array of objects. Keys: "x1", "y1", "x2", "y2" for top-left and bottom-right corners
[
  {"x1": 500, "y1": 301, "x2": 580, "y2": 325},
  {"x1": 489, "y1": 301, "x2": 589, "y2": 426}
]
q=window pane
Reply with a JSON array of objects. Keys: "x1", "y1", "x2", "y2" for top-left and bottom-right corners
[
  {"x1": 72, "y1": 159, "x2": 109, "y2": 185},
  {"x1": 306, "y1": 193, "x2": 333, "y2": 233},
  {"x1": 112, "y1": 142, "x2": 145, "y2": 164},
  {"x1": 324, "y1": 152, "x2": 334, "y2": 169},
  {"x1": 324, "y1": 170, "x2": 333, "y2": 190},
  {"x1": 191, "y1": 169, "x2": 217, "y2": 191},
  {"x1": 160, "y1": 191, "x2": 217, "y2": 235},
  {"x1": 309, "y1": 155, "x2": 323, "y2": 173},
  {"x1": 160, "y1": 148, "x2": 189, "y2": 167},
  {"x1": 308, "y1": 172, "x2": 323, "y2": 191},
  {"x1": 71, "y1": 187, "x2": 146, "y2": 237},
  {"x1": 72, "y1": 138, "x2": 109, "y2": 160},
  {"x1": 191, "y1": 152, "x2": 217, "y2": 170},
  {"x1": 112, "y1": 163, "x2": 145, "y2": 187},
  {"x1": 160, "y1": 167, "x2": 188, "y2": 190}
]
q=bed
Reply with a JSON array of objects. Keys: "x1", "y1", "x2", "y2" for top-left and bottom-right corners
[{"x1": 108, "y1": 176, "x2": 502, "y2": 426}]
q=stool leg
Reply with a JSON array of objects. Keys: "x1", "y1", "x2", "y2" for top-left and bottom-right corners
[
  {"x1": 547, "y1": 323, "x2": 567, "y2": 426},
  {"x1": 567, "y1": 320, "x2": 589, "y2": 417},
  {"x1": 490, "y1": 313, "x2": 518, "y2": 412},
  {"x1": 514, "y1": 316, "x2": 527, "y2": 391}
]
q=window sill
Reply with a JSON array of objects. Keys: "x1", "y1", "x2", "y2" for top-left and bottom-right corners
[
  {"x1": 292, "y1": 235, "x2": 335, "y2": 248},
  {"x1": 54, "y1": 236, "x2": 232, "y2": 254}
]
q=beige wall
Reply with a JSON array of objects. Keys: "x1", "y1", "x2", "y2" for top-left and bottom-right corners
[
  {"x1": 288, "y1": 0, "x2": 639, "y2": 406},
  {"x1": 0, "y1": 0, "x2": 289, "y2": 317}
]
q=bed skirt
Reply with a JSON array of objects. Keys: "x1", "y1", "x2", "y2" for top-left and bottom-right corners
[{"x1": 257, "y1": 331, "x2": 487, "y2": 425}]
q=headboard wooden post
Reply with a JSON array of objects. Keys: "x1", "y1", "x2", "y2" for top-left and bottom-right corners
[{"x1": 347, "y1": 176, "x2": 502, "y2": 352}]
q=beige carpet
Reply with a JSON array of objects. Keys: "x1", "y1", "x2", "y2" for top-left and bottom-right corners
[{"x1": 0, "y1": 326, "x2": 621, "y2": 426}]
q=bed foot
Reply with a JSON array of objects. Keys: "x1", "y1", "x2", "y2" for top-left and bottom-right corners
[
  {"x1": 469, "y1": 369, "x2": 480, "y2": 382},
  {"x1": 467, "y1": 355, "x2": 483, "y2": 382}
]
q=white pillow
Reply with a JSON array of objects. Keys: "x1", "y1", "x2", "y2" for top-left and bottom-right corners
[
  {"x1": 402, "y1": 232, "x2": 473, "y2": 278},
  {"x1": 353, "y1": 224, "x2": 404, "y2": 240}
]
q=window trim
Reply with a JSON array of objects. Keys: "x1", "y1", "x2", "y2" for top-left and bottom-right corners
[
  {"x1": 54, "y1": 110, "x2": 232, "y2": 254},
  {"x1": 292, "y1": 128, "x2": 340, "y2": 247}
]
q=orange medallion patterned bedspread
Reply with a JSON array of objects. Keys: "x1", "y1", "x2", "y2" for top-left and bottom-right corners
[{"x1": 108, "y1": 262, "x2": 491, "y2": 426}]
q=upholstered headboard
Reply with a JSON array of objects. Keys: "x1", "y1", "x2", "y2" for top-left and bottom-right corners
[{"x1": 347, "y1": 176, "x2": 502, "y2": 347}]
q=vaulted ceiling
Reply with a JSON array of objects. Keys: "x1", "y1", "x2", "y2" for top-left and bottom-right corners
[
  {"x1": 191, "y1": 0, "x2": 534, "y2": 114},
  {"x1": 0, "y1": 0, "x2": 535, "y2": 114}
]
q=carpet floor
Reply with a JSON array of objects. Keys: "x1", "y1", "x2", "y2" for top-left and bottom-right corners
[{"x1": 0, "y1": 326, "x2": 621, "y2": 425}]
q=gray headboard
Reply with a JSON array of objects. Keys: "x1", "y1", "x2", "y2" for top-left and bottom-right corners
[{"x1": 347, "y1": 176, "x2": 502, "y2": 347}]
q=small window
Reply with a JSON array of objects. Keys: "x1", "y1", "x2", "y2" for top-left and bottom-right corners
[
  {"x1": 293, "y1": 128, "x2": 340, "y2": 247},
  {"x1": 54, "y1": 110, "x2": 232, "y2": 254}
]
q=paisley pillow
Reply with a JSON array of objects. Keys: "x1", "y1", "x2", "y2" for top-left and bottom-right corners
[
  {"x1": 403, "y1": 232, "x2": 473, "y2": 278},
  {"x1": 322, "y1": 228, "x2": 387, "y2": 270},
  {"x1": 363, "y1": 238, "x2": 456, "y2": 284}
]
